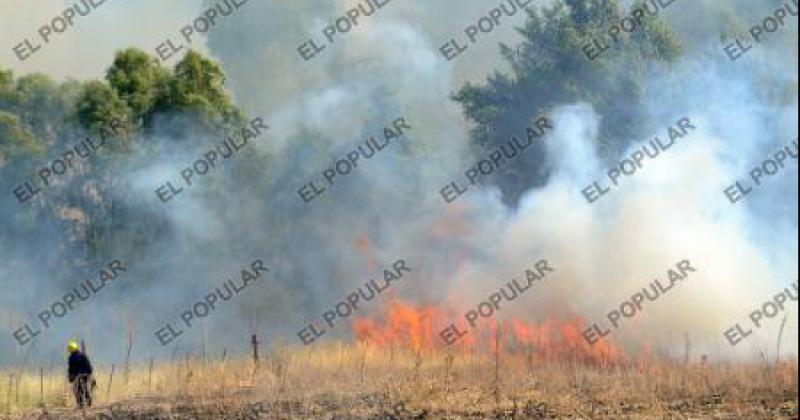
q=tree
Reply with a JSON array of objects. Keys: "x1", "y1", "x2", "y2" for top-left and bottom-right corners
[
  {"x1": 453, "y1": 0, "x2": 682, "y2": 205},
  {"x1": 153, "y1": 50, "x2": 245, "y2": 138},
  {"x1": 74, "y1": 80, "x2": 131, "y2": 148},
  {"x1": 104, "y1": 48, "x2": 245, "y2": 139},
  {"x1": 0, "y1": 68, "x2": 12, "y2": 100},
  {"x1": 0, "y1": 111, "x2": 43, "y2": 163},
  {"x1": 1, "y1": 49, "x2": 250, "y2": 273},
  {"x1": 106, "y1": 48, "x2": 170, "y2": 129}
]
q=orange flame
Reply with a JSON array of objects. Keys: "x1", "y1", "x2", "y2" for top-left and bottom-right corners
[
  {"x1": 353, "y1": 300, "x2": 449, "y2": 352},
  {"x1": 353, "y1": 299, "x2": 632, "y2": 366}
]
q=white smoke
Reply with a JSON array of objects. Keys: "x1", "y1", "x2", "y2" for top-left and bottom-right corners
[{"x1": 1, "y1": 0, "x2": 797, "y2": 366}]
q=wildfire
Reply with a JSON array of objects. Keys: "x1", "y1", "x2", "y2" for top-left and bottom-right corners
[
  {"x1": 353, "y1": 300, "x2": 448, "y2": 352},
  {"x1": 352, "y1": 299, "x2": 632, "y2": 366}
]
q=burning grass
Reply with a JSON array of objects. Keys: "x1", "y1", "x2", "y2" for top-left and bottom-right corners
[
  {"x1": 1, "y1": 337, "x2": 797, "y2": 419},
  {"x1": 354, "y1": 300, "x2": 630, "y2": 366},
  {"x1": 1, "y1": 299, "x2": 797, "y2": 419}
]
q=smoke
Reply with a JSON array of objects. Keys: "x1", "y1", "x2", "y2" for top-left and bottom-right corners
[
  {"x1": 200, "y1": 0, "x2": 798, "y2": 359},
  {"x1": 1, "y1": 0, "x2": 797, "y2": 367}
]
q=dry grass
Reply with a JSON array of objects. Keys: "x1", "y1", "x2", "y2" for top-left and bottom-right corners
[{"x1": 1, "y1": 343, "x2": 797, "y2": 419}]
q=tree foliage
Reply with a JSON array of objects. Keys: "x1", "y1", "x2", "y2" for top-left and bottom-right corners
[
  {"x1": 453, "y1": 0, "x2": 682, "y2": 205},
  {"x1": 0, "y1": 48, "x2": 247, "y2": 271},
  {"x1": 106, "y1": 48, "x2": 168, "y2": 128}
]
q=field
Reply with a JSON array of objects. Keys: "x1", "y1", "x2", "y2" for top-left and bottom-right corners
[{"x1": 1, "y1": 342, "x2": 797, "y2": 419}]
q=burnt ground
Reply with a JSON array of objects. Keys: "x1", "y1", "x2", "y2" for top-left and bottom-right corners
[{"x1": 5, "y1": 389, "x2": 798, "y2": 419}]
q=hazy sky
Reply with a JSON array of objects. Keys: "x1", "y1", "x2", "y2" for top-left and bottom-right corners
[{"x1": 2, "y1": 1, "x2": 208, "y2": 80}]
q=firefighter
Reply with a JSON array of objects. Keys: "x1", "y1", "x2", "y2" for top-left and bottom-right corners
[{"x1": 67, "y1": 341, "x2": 94, "y2": 408}]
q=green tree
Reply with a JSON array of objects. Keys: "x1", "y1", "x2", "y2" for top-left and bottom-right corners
[
  {"x1": 1, "y1": 73, "x2": 75, "y2": 140},
  {"x1": 0, "y1": 111, "x2": 43, "y2": 162},
  {"x1": 453, "y1": 0, "x2": 682, "y2": 204},
  {"x1": 0, "y1": 68, "x2": 12, "y2": 100},
  {"x1": 106, "y1": 48, "x2": 170, "y2": 129},
  {"x1": 154, "y1": 50, "x2": 245, "y2": 137},
  {"x1": 103, "y1": 48, "x2": 244, "y2": 139},
  {"x1": 74, "y1": 80, "x2": 131, "y2": 148},
  {"x1": 0, "y1": 49, "x2": 249, "y2": 272}
]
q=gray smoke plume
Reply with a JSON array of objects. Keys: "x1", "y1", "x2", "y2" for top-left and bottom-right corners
[{"x1": 0, "y1": 0, "x2": 797, "y2": 367}]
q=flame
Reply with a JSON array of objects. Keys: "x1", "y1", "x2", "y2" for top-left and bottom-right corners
[
  {"x1": 353, "y1": 299, "x2": 633, "y2": 366},
  {"x1": 353, "y1": 300, "x2": 448, "y2": 352}
]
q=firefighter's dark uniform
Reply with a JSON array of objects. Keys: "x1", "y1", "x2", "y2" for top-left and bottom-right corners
[{"x1": 68, "y1": 351, "x2": 94, "y2": 408}]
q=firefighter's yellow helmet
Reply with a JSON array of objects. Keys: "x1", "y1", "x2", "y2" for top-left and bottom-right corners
[{"x1": 67, "y1": 341, "x2": 80, "y2": 353}]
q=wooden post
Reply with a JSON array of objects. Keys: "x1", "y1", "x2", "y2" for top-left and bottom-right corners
[
  {"x1": 494, "y1": 326, "x2": 501, "y2": 406},
  {"x1": 124, "y1": 330, "x2": 133, "y2": 385},
  {"x1": 201, "y1": 326, "x2": 207, "y2": 364},
  {"x1": 184, "y1": 354, "x2": 191, "y2": 390},
  {"x1": 14, "y1": 370, "x2": 19, "y2": 404},
  {"x1": 251, "y1": 335, "x2": 260, "y2": 384},
  {"x1": 777, "y1": 314, "x2": 789, "y2": 366},
  {"x1": 683, "y1": 332, "x2": 690, "y2": 366},
  {"x1": 359, "y1": 350, "x2": 366, "y2": 385},
  {"x1": 148, "y1": 358, "x2": 154, "y2": 392},
  {"x1": 48, "y1": 364, "x2": 55, "y2": 404},
  {"x1": 106, "y1": 364, "x2": 115, "y2": 399},
  {"x1": 527, "y1": 343, "x2": 533, "y2": 376},
  {"x1": 6, "y1": 373, "x2": 12, "y2": 414},
  {"x1": 39, "y1": 367, "x2": 44, "y2": 408},
  {"x1": 251, "y1": 335, "x2": 260, "y2": 366},
  {"x1": 470, "y1": 345, "x2": 475, "y2": 381},
  {"x1": 444, "y1": 353, "x2": 453, "y2": 402}
]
